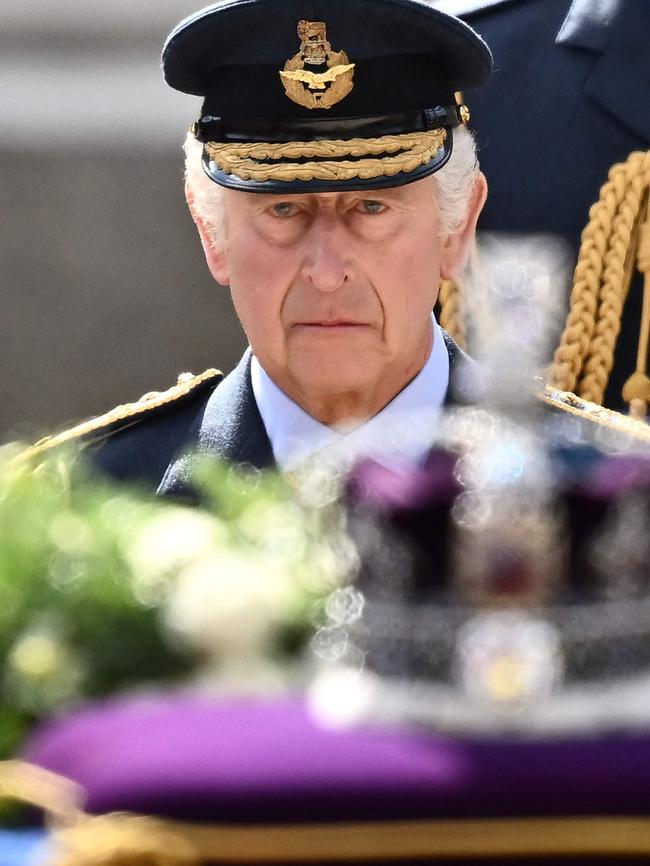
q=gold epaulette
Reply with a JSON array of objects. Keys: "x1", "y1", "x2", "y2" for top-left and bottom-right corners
[
  {"x1": 22, "y1": 368, "x2": 223, "y2": 461},
  {"x1": 541, "y1": 384, "x2": 650, "y2": 444}
]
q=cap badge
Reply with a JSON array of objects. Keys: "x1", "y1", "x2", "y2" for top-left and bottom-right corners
[{"x1": 279, "y1": 21, "x2": 355, "y2": 110}]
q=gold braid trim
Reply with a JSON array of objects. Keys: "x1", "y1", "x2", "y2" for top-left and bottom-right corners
[
  {"x1": 579, "y1": 156, "x2": 649, "y2": 405},
  {"x1": 7, "y1": 761, "x2": 650, "y2": 862},
  {"x1": 548, "y1": 150, "x2": 650, "y2": 405},
  {"x1": 542, "y1": 383, "x2": 650, "y2": 443},
  {"x1": 204, "y1": 129, "x2": 446, "y2": 182},
  {"x1": 49, "y1": 814, "x2": 650, "y2": 864},
  {"x1": 20, "y1": 369, "x2": 223, "y2": 462},
  {"x1": 437, "y1": 279, "x2": 466, "y2": 350},
  {"x1": 623, "y1": 197, "x2": 650, "y2": 418}
]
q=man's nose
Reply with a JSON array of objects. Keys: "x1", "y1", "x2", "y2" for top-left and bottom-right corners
[{"x1": 301, "y1": 216, "x2": 350, "y2": 292}]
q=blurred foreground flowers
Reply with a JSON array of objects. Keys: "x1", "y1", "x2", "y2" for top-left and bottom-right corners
[{"x1": 0, "y1": 445, "x2": 341, "y2": 764}]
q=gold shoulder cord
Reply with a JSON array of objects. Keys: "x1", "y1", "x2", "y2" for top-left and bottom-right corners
[
  {"x1": 548, "y1": 149, "x2": 650, "y2": 413},
  {"x1": 21, "y1": 369, "x2": 223, "y2": 462},
  {"x1": 437, "y1": 278, "x2": 466, "y2": 349}
]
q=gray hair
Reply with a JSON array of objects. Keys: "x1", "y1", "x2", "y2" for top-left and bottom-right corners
[
  {"x1": 184, "y1": 125, "x2": 479, "y2": 244},
  {"x1": 434, "y1": 125, "x2": 480, "y2": 235}
]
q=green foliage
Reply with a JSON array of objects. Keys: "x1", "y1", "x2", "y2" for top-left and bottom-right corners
[{"x1": 0, "y1": 446, "x2": 338, "y2": 766}]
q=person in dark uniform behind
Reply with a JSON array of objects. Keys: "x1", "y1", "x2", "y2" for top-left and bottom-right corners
[{"x1": 436, "y1": 0, "x2": 650, "y2": 408}]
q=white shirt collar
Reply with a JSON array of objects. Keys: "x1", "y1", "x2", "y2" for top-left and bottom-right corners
[{"x1": 251, "y1": 316, "x2": 450, "y2": 471}]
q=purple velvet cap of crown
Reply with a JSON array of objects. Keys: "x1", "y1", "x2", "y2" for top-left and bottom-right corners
[
  {"x1": 22, "y1": 694, "x2": 650, "y2": 823},
  {"x1": 583, "y1": 453, "x2": 650, "y2": 498},
  {"x1": 347, "y1": 448, "x2": 650, "y2": 512},
  {"x1": 345, "y1": 448, "x2": 650, "y2": 599},
  {"x1": 346, "y1": 449, "x2": 461, "y2": 513}
]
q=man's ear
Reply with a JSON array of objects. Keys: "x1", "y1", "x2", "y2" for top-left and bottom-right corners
[
  {"x1": 439, "y1": 171, "x2": 487, "y2": 280},
  {"x1": 185, "y1": 184, "x2": 231, "y2": 286}
]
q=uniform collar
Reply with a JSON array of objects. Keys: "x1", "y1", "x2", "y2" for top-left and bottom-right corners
[
  {"x1": 251, "y1": 316, "x2": 450, "y2": 471},
  {"x1": 157, "y1": 350, "x2": 274, "y2": 499},
  {"x1": 556, "y1": 0, "x2": 622, "y2": 51},
  {"x1": 158, "y1": 325, "x2": 472, "y2": 501}
]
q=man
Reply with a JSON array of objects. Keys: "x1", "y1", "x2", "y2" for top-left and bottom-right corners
[{"x1": 25, "y1": 0, "x2": 649, "y2": 491}]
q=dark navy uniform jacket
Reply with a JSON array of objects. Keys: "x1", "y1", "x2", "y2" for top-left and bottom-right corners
[
  {"x1": 439, "y1": 0, "x2": 650, "y2": 407},
  {"x1": 88, "y1": 333, "x2": 474, "y2": 497},
  {"x1": 32, "y1": 331, "x2": 650, "y2": 497}
]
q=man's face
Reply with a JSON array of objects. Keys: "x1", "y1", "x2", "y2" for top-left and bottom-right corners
[{"x1": 200, "y1": 176, "x2": 480, "y2": 422}]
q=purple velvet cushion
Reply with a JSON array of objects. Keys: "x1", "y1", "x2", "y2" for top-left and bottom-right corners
[{"x1": 22, "y1": 694, "x2": 650, "y2": 823}]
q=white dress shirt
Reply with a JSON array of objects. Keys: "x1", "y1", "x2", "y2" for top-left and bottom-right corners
[{"x1": 251, "y1": 316, "x2": 450, "y2": 471}]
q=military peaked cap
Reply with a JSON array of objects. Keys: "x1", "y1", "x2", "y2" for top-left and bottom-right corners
[{"x1": 162, "y1": 0, "x2": 492, "y2": 193}]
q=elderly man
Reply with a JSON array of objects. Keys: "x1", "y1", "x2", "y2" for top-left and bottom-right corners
[
  {"x1": 28, "y1": 0, "x2": 492, "y2": 489},
  {"x1": 26, "y1": 0, "x2": 641, "y2": 489}
]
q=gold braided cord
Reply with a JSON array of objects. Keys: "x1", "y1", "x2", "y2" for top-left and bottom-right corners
[
  {"x1": 204, "y1": 129, "x2": 446, "y2": 182},
  {"x1": 635, "y1": 217, "x2": 650, "y2": 370},
  {"x1": 18, "y1": 369, "x2": 222, "y2": 462},
  {"x1": 548, "y1": 163, "x2": 626, "y2": 394},
  {"x1": 438, "y1": 279, "x2": 466, "y2": 349},
  {"x1": 579, "y1": 163, "x2": 649, "y2": 404},
  {"x1": 623, "y1": 203, "x2": 650, "y2": 418},
  {"x1": 548, "y1": 151, "x2": 650, "y2": 405}
]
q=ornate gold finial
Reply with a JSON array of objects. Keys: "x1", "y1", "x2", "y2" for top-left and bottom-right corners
[{"x1": 279, "y1": 21, "x2": 355, "y2": 110}]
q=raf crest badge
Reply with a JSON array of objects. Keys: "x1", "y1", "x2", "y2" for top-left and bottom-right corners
[{"x1": 279, "y1": 21, "x2": 355, "y2": 110}]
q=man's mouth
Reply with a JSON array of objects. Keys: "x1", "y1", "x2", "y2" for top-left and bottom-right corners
[{"x1": 293, "y1": 320, "x2": 368, "y2": 328}]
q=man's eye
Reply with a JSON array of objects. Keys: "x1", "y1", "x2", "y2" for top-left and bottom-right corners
[
  {"x1": 271, "y1": 202, "x2": 298, "y2": 217},
  {"x1": 360, "y1": 200, "x2": 386, "y2": 214}
]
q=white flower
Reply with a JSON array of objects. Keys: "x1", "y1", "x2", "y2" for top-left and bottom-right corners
[
  {"x1": 240, "y1": 501, "x2": 308, "y2": 560},
  {"x1": 48, "y1": 512, "x2": 95, "y2": 553},
  {"x1": 126, "y1": 507, "x2": 227, "y2": 578},
  {"x1": 126, "y1": 508, "x2": 227, "y2": 604},
  {"x1": 164, "y1": 550, "x2": 299, "y2": 658}
]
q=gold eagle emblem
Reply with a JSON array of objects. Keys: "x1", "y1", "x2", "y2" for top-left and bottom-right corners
[{"x1": 279, "y1": 21, "x2": 355, "y2": 110}]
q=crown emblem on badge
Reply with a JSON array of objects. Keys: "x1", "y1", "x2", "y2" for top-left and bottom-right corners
[{"x1": 279, "y1": 21, "x2": 355, "y2": 110}]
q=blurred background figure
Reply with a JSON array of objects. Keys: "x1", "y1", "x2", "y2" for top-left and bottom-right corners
[
  {"x1": 0, "y1": 0, "x2": 247, "y2": 441},
  {"x1": 437, "y1": 0, "x2": 650, "y2": 409}
]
